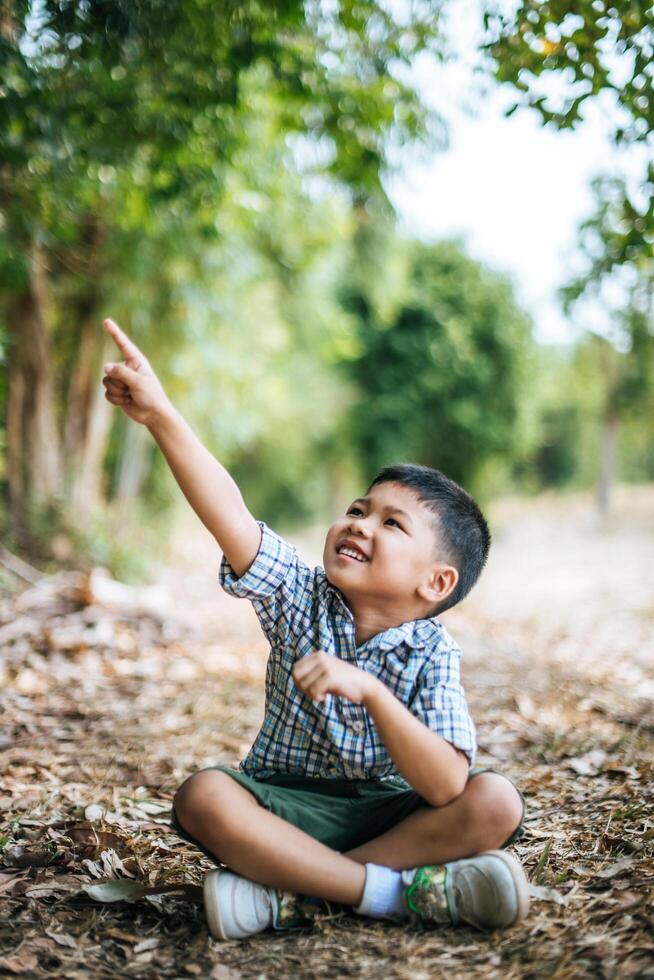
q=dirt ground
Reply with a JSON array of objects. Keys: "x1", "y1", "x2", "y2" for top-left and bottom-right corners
[{"x1": 1, "y1": 487, "x2": 653, "y2": 978}]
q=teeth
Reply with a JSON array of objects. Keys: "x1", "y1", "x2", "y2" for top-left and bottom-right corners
[{"x1": 339, "y1": 547, "x2": 366, "y2": 562}]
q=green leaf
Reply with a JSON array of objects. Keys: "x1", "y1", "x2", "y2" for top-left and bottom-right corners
[
  {"x1": 83, "y1": 879, "x2": 148, "y2": 902},
  {"x1": 83, "y1": 878, "x2": 203, "y2": 903}
]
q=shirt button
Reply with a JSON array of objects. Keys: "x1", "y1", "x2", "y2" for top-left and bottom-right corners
[{"x1": 351, "y1": 720, "x2": 365, "y2": 734}]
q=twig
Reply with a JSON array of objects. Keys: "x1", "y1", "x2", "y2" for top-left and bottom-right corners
[{"x1": 0, "y1": 547, "x2": 43, "y2": 585}]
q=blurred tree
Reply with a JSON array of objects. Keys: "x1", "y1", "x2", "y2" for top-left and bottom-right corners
[
  {"x1": 0, "y1": 0, "x2": 448, "y2": 546},
  {"x1": 338, "y1": 237, "x2": 535, "y2": 493},
  {"x1": 152, "y1": 80, "x2": 359, "y2": 530},
  {"x1": 483, "y1": 0, "x2": 653, "y2": 510},
  {"x1": 560, "y1": 176, "x2": 654, "y2": 511}
]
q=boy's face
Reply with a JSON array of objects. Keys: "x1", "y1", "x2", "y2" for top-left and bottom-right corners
[{"x1": 323, "y1": 481, "x2": 455, "y2": 613}]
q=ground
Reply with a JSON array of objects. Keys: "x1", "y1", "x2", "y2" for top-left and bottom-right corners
[{"x1": 1, "y1": 488, "x2": 653, "y2": 979}]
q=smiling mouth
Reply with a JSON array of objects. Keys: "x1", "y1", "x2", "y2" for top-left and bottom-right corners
[{"x1": 336, "y1": 546, "x2": 368, "y2": 563}]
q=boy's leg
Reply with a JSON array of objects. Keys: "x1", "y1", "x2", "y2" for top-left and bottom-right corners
[
  {"x1": 175, "y1": 768, "x2": 528, "y2": 937},
  {"x1": 174, "y1": 769, "x2": 522, "y2": 896},
  {"x1": 173, "y1": 769, "x2": 366, "y2": 905},
  {"x1": 344, "y1": 771, "x2": 524, "y2": 869}
]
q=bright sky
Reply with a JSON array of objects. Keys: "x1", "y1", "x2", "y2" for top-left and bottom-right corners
[{"x1": 385, "y1": 0, "x2": 644, "y2": 345}]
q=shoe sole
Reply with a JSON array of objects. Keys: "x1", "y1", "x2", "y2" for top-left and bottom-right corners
[
  {"x1": 482, "y1": 849, "x2": 530, "y2": 925},
  {"x1": 204, "y1": 869, "x2": 229, "y2": 940}
]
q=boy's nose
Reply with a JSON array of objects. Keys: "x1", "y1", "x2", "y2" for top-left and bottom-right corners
[{"x1": 346, "y1": 519, "x2": 372, "y2": 537}]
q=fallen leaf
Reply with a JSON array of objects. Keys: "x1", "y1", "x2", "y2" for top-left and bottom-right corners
[
  {"x1": 596, "y1": 857, "x2": 636, "y2": 879},
  {"x1": 84, "y1": 803, "x2": 105, "y2": 821},
  {"x1": 83, "y1": 878, "x2": 148, "y2": 902},
  {"x1": 0, "y1": 953, "x2": 39, "y2": 974},
  {"x1": 211, "y1": 966, "x2": 242, "y2": 979},
  {"x1": 83, "y1": 877, "x2": 202, "y2": 903},
  {"x1": 0, "y1": 872, "x2": 23, "y2": 895},
  {"x1": 2, "y1": 844, "x2": 55, "y2": 868},
  {"x1": 66, "y1": 826, "x2": 123, "y2": 857},
  {"x1": 25, "y1": 876, "x2": 83, "y2": 898},
  {"x1": 102, "y1": 927, "x2": 143, "y2": 944},
  {"x1": 44, "y1": 929, "x2": 77, "y2": 949},
  {"x1": 100, "y1": 848, "x2": 135, "y2": 879},
  {"x1": 134, "y1": 937, "x2": 160, "y2": 954},
  {"x1": 528, "y1": 884, "x2": 570, "y2": 906},
  {"x1": 565, "y1": 750, "x2": 607, "y2": 776}
]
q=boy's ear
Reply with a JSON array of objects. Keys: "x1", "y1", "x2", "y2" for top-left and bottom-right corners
[{"x1": 417, "y1": 564, "x2": 459, "y2": 607}]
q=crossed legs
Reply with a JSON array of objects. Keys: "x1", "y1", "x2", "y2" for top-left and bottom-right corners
[{"x1": 173, "y1": 771, "x2": 523, "y2": 906}]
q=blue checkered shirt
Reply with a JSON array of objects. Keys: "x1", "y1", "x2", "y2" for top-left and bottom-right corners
[{"x1": 219, "y1": 521, "x2": 477, "y2": 785}]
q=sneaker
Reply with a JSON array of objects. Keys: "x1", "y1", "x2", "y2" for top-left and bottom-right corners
[
  {"x1": 204, "y1": 869, "x2": 324, "y2": 940},
  {"x1": 402, "y1": 850, "x2": 530, "y2": 931}
]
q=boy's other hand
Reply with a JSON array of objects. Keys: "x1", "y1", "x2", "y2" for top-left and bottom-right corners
[
  {"x1": 102, "y1": 318, "x2": 172, "y2": 427},
  {"x1": 292, "y1": 651, "x2": 378, "y2": 705}
]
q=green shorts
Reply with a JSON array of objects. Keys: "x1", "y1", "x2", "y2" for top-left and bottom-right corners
[{"x1": 171, "y1": 765, "x2": 526, "y2": 858}]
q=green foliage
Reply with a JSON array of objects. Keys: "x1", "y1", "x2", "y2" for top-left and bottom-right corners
[
  {"x1": 0, "y1": 0, "x2": 447, "y2": 241},
  {"x1": 483, "y1": 1, "x2": 653, "y2": 499},
  {"x1": 0, "y1": 0, "x2": 451, "y2": 559},
  {"x1": 337, "y1": 236, "x2": 535, "y2": 494},
  {"x1": 532, "y1": 404, "x2": 581, "y2": 487},
  {"x1": 482, "y1": 0, "x2": 653, "y2": 306},
  {"x1": 483, "y1": 1, "x2": 653, "y2": 139},
  {"x1": 92, "y1": 79, "x2": 360, "y2": 530},
  {"x1": 517, "y1": 331, "x2": 654, "y2": 492},
  {"x1": 558, "y1": 175, "x2": 654, "y2": 481}
]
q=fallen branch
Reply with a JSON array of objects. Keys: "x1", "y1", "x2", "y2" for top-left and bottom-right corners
[{"x1": 0, "y1": 547, "x2": 43, "y2": 586}]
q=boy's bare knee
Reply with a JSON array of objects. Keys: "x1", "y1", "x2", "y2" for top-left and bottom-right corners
[
  {"x1": 173, "y1": 770, "x2": 236, "y2": 839},
  {"x1": 463, "y1": 772, "x2": 523, "y2": 850}
]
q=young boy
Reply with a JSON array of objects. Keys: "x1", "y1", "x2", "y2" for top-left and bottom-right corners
[{"x1": 102, "y1": 317, "x2": 529, "y2": 941}]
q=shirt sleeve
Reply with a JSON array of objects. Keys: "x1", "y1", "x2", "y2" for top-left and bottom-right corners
[
  {"x1": 219, "y1": 520, "x2": 313, "y2": 649},
  {"x1": 410, "y1": 644, "x2": 477, "y2": 765}
]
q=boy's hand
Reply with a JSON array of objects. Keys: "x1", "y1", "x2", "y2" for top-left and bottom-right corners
[
  {"x1": 292, "y1": 651, "x2": 378, "y2": 705},
  {"x1": 102, "y1": 318, "x2": 172, "y2": 427}
]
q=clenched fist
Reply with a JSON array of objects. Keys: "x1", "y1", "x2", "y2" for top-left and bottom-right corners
[{"x1": 292, "y1": 650, "x2": 378, "y2": 705}]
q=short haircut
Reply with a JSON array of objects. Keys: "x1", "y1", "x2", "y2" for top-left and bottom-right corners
[{"x1": 367, "y1": 463, "x2": 491, "y2": 614}]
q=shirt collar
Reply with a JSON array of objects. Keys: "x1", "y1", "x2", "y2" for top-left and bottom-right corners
[{"x1": 319, "y1": 570, "x2": 442, "y2": 652}]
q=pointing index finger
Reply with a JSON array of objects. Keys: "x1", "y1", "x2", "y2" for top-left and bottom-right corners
[{"x1": 103, "y1": 318, "x2": 143, "y2": 363}]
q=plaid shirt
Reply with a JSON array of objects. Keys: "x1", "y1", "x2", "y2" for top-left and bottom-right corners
[{"x1": 219, "y1": 521, "x2": 477, "y2": 785}]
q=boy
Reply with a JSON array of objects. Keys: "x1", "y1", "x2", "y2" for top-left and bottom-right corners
[{"x1": 102, "y1": 317, "x2": 529, "y2": 941}]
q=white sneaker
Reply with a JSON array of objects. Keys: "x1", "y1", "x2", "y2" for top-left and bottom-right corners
[
  {"x1": 204, "y1": 869, "x2": 280, "y2": 940},
  {"x1": 402, "y1": 850, "x2": 530, "y2": 930},
  {"x1": 204, "y1": 870, "x2": 324, "y2": 940}
]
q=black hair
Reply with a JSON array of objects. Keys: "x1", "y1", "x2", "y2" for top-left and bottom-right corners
[{"x1": 367, "y1": 463, "x2": 491, "y2": 614}]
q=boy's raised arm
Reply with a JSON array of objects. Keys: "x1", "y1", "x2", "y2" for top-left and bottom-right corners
[{"x1": 101, "y1": 318, "x2": 262, "y2": 578}]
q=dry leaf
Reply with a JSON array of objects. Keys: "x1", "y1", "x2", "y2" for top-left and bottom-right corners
[
  {"x1": 44, "y1": 929, "x2": 77, "y2": 949},
  {"x1": 565, "y1": 750, "x2": 607, "y2": 776},
  {"x1": 528, "y1": 884, "x2": 570, "y2": 906},
  {"x1": 596, "y1": 857, "x2": 636, "y2": 879},
  {"x1": 0, "y1": 953, "x2": 39, "y2": 974},
  {"x1": 84, "y1": 803, "x2": 105, "y2": 821},
  {"x1": 2, "y1": 494, "x2": 652, "y2": 978},
  {"x1": 134, "y1": 937, "x2": 160, "y2": 954},
  {"x1": 211, "y1": 966, "x2": 242, "y2": 979},
  {"x1": 2, "y1": 845, "x2": 54, "y2": 868}
]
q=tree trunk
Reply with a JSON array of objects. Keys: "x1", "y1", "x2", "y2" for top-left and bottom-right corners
[
  {"x1": 597, "y1": 413, "x2": 618, "y2": 516},
  {"x1": 62, "y1": 217, "x2": 112, "y2": 520},
  {"x1": 6, "y1": 241, "x2": 62, "y2": 527},
  {"x1": 115, "y1": 422, "x2": 152, "y2": 520},
  {"x1": 70, "y1": 370, "x2": 113, "y2": 518},
  {"x1": 65, "y1": 311, "x2": 113, "y2": 519}
]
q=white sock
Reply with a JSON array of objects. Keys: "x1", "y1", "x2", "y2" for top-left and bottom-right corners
[{"x1": 353, "y1": 863, "x2": 408, "y2": 920}]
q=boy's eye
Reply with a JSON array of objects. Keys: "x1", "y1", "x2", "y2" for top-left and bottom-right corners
[{"x1": 346, "y1": 507, "x2": 402, "y2": 529}]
